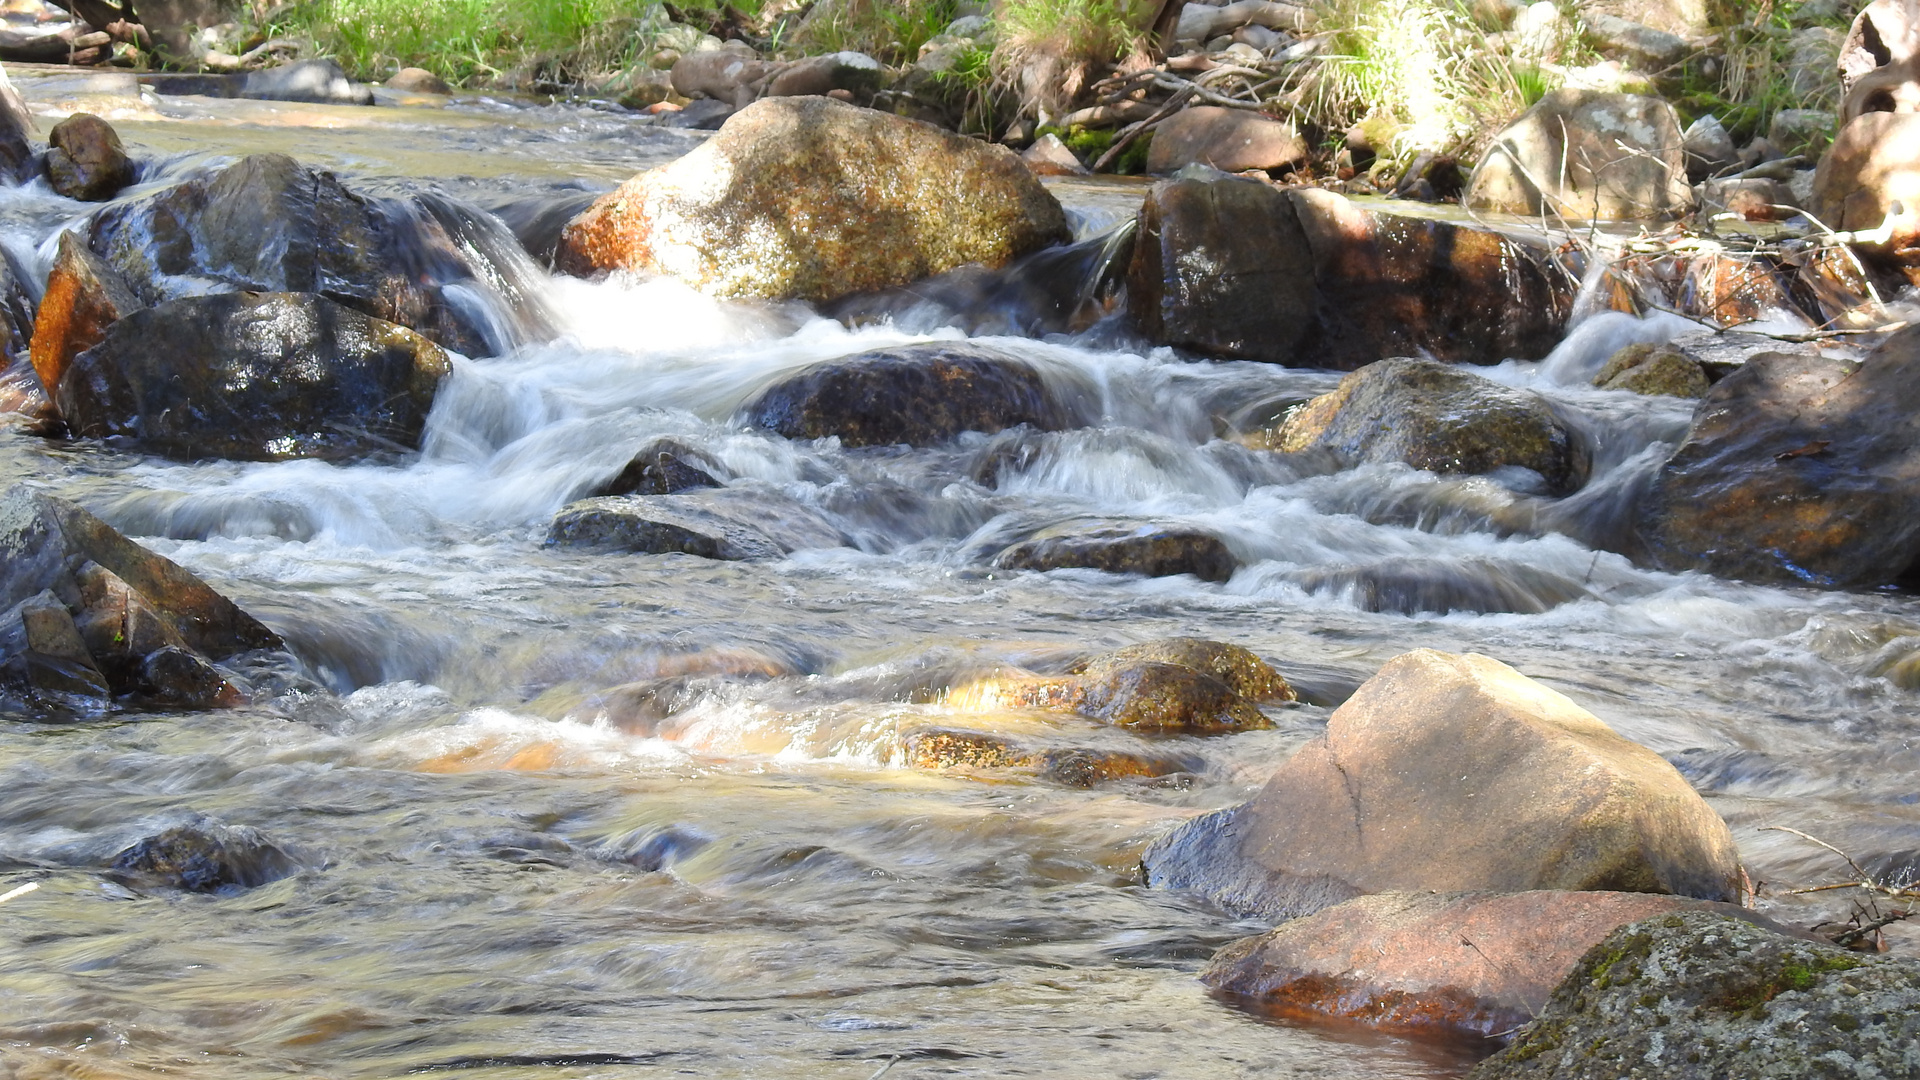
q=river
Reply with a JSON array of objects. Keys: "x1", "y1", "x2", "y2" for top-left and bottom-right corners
[{"x1": 0, "y1": 70, "x2": 1915, "y2": 1080}]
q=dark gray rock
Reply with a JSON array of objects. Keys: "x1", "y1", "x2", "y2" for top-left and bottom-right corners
[
  {"x1": 55, "y1": 292, "x2": 452, "y2": 462},
  {"x1": 593, "y1": 438, "x2": 725, "y2": 497},
  {"x1": 111, "y1": 818, "x2": 301, "y2": 893},
  {"x1": 548, "y1": 487, "x2": 849, "y2": 561},
  {"x1": 1470, "y1": 910, "x2": 1920, "y2": 1079}
]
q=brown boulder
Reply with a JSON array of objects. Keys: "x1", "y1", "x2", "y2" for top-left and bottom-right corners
[
  {"x1": 44, "y1": 113, "x2": 134, "y2": 202},
  {"x1": 385, "y1": 67, "x2": 452, "y2": 95},
  {"x1": 1021, "y1": 133, "x2": 1088, "y2": 177},
  {"x1": 555, "y1": 97, "x2": 1072, "y2": 304},
  {"x1": 1465, "y1": 90, "x2": 1693, "y2": 220},
  {"x1": 1142, "y1": 650, "x2": 1744, "y2": 920},
  {"x1": 744, "y1": 341, "x2": 1074, "y2": 448},
  {"x1": 1275, "y1": 357, "x2": 1589, "y2": 495},
  {"x1": 1204, "y1": 891, "x2": 1774, "y2": 1040},
  {"x1": 670, "y1": 45, "x2": 777, "y2": 108},
  {"x1": 1145, "y1": 106, "x2": 1307, "y2": 174},
  {"x1": 1592, "y1": 342, "x2": 1708, "y2": 397},
  {"x1": 762, "y1": 51, "x2": 883, "y2": 99},
  {"x1": 992, "y1": 521, "x2": 1237, "y2": 582},
  {"x1": 1070, "y1": 638, "x2": 1295, "y2": 703},
  {"x1": 1810, "y1": 112, "x2": 1920, "y2": 256},
  {"x1": 901, "y1": 725, "x2": 1202, "y2": 786},
  {"x1": 948, "y1": 639, "x2": 1280, "y2": 735},
  {"x1": 30, "y1": 231, "x2": 142, "y2": 399},
  {"x1": 1638, "y1": 330, "x2": 1920, "y2": 588}
]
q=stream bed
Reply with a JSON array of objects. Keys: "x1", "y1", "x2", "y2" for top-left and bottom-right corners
[{"x1": 1, "y1": 74, "x2": 1917, "y2": 1080}]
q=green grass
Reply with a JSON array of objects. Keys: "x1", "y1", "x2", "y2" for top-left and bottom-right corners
[{"x1": 990, "y1": 0, "x2": 1153, "y2": 122}]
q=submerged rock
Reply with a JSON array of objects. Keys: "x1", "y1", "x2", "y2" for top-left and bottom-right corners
[
  {"x1": 1469, "y1": 911, "x2": 1920, "y2": 1079},
  {"x1": 1295, "y1": 557, "x2": 1591, "y2": 615},
  {"x1": 555, "y1": 96, "x2": 1072, "y2": 303},
  {"x1": 1205, "y1": 891, "x2": 1778, "y2": 1041},
  {"x1": 1126, "y1": 180, "x2": 1571, "y2": 368},
  {"x1": 1593, "y1": 342, "x2": 1709, "y2": 397},
  {"x1": 30, "y1": 231, "x2": 142, "y2": 401},
  {"x1": 548, "y1": 487, "x2": 848, "y2": 561},
  {"x1": 1274, "y1": 358, "x2": 1589, "y2": 495},
  {"x1": 1143, "y1": 650, "x2": 1744, "y2": 921},
  {"x1": 1639, "y1": 330, "x2": 1920, "y2": 588},
  {"x1": 745, "y1": 341, "x2": 1073, "y2": 448},
  {"x1": 86, "y1": 152, "x2": 490, "y2": 356},
  {"x1": 1465, "y1": 90, "x2": 1694, "y2": 220},
  {"x1": 0, "y1": 486, "x2": 279, "y2": 711},
  {"x1": 993, "y1": 521, "x2": 1237, "y2": 582},
  {"x1": 949, "y1": 638, "x2": 1281, "y2": 735},
  {"x1": 55, "y1": 292, "x2": 452, "y2": 462},
  {"x1": 901, "y1": 725, "x2": 1203, "y2": 786},
  {"x1": 44, "y1": 113, "x2": 134, "y2": 202},
  {"x1": 111, "y1": 818, "x2": 300, "y2": 893}
]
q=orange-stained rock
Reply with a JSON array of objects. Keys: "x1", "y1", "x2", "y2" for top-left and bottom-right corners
[
  {"x1": 1144, "y1": 650, "x2": 1744, "y2": 920},
  {"x1": 555, "y1": 96, "x2": 1071, "y2": 303},
  {"x1": 30, "y1": 231, "x2": 141, "y2": 399},
  {"x1": 1204, "y1": 891, "x2": 1786, "y2": 1040}
]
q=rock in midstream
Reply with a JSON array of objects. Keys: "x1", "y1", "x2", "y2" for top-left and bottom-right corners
[
  {"x1": 1593, "y1": 342, "x2": 1710, "y2": 397},
  {"x1": 30, "y1": 231, "x2": 142, "y2": 402},
  {"x1": 1269, "y1": 357, "x2": 1590, "y2": 496},
  {"x1": 1142, "y1": 650, "x2": 1745, "y2": 921},
  {"x1": 1066, "y1": 638, "x2": 1296, "y2": 703},
  {"x1": 110, "y1": 817, "x2": 302, "y2": 893},
  {"x1": 1638, "y1": 327, "x2": 1920, "y2": 589},
  {"x1": 85, "y1": 152, "x2": 490, "y2": 356},
  {"x1": 589, "y1": 437, "x2": 726, "y2": 498},
  {"x1": 1203, "y1": 890, "x2": 1789, "y2": 1041},
  {"x1": 1292, "y1": 557, "x2": 1591, "y2": 616},
  {"x1": 55, "y1": 292, "x2": 452, "y2": 463},
  {"x1": 1126, "y1": 178, "x2": 1572, "y2": 368},
  {"x1": 44, "y1": 112, "x2": 134, "y2": 202},
  {"x1": 947, "y1": 638, "x2": 1283, "y2": 735},
  {"x1": 992, "y1": 521, "x2": 1238, "y2": 583},
  {"x1": 0, "y1": 485, "x2": 281, "y2": 712},
  {"x1": 547, "y1": 487, "x2": 850, "y2": 561},
  {"x1": 745, "y1": 341, "x2": 1076, "y2": 448},
  {"x1": 1469, "y1": 910, "x2": 1920, "y2": 1079},
  {"x1": 555, "y1": 96, "x2": 1072, "y2": 304}
]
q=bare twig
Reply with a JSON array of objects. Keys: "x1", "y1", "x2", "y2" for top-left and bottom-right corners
[{"x1": 0, "y1": 881, "x2": 38, "y2": 905}]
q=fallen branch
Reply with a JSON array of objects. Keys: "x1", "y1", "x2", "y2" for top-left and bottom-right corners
[
  {"x1": 1091, "y1": 83, "x2": 1195, "y2": 173},
  {"x1": 0, "y1": 881, "x2": 39, "y2": 905}
]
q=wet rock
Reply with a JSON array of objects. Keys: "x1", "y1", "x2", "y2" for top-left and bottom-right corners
[
  {"x1": 1809, "y1": 113, "x2": 1920, "y2": 256},
  {"x1": 1638, "y1": 331, "x2": 1920, "y2": 588},
  {"x1": 1126, "y1": 180, "x2": 1572, "y2": 367},
  {"x1": 55, "y1": 292, "x2": 452, "y2": 462},
  {"x1": 0, "y1": 486, "x2": 279, "y2": 711},
  {"x1": 1470, "y1": 910, "x2": 1920, "y2": 1079},
  {"x1": 0, "y1": 62, "x2": 33, "y2": 183},
  {"x1": 1465, "y1": 90, "x2": 1693, "y2": 220},
  {"x1": 385, "y1": 67, "x2": 452, "y2": 95},
  {"x1": 763, "y1": 51, "x2": 883, "y2": 99},
  {"x1": 1145, "y1": 106, "x2": 1307, "y2": 174},
  {"x1": 1592, "y1": 342, "x2": 1708, "y2": 397},
  {"x1": 44, "y1": 114, "x2": 133, "y2": 202},
  {"x1": 0, "y1": 246, "x2": 36, "y2": 368},
  {"x1": 87, "y1": 152, "x2": 489, "y2": 356},
  {"x1": 658, "y1": 97, "x2": 734, "y2": 129},
  {"x1": 1069, "y1": 638, "x2": 1295, "y2": 703},
  {"x1": 1205, "y1": 891, "x2": 1778, "y2": 1041},
  {"x1": 901, "y1": 726, "x2": 1202, "y2": 785},
  {"x1": 592, "y1": 437, "x2": 725, "y2": 497},
  {"x1": 950, "y1": 642, "x2": 1276, "y2": 736},
  {"x1": 110, "y1": 818, "x2": 300, "y2": 893},
  {"x1": 992, "y1": 521, "x2": 1237, "y2": 582},
  {"x1": 29, "y1": 232, "x2": 142, "y2": 401},
  {"x1": 1274, "y1": 358, "x2": 1589, "y2": 495},
  {"x1": 0, "y1": 359, "x2": 51, "y2": 424},
  {"x1": 1022, "y1": 133, "x2": 1088, "y2": 176},
  {"x1": 555, "y1": 96, "x2": 1072, "y2": 304},
  {"x1": 1142, "y1": 650, "x2": 1744, "y2": 921},
  {"x1": 547, "y1": 487, "x2": 848, "y2": 561},
  {"x1": 744, "y1": 341, "x2": 1072, "y2": 448},
  {"x1": 1295, "y1": 557, "x2": 1590, "y2": 615}
]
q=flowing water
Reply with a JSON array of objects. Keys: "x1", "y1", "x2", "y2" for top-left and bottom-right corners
[{"x1": 2, "y1": 80, "x2": 1919, "y2": 1080}]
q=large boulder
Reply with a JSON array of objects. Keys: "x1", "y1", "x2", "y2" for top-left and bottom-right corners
[
  {"x1": 744, "y1": 341, "x2": 1074, "y2": 448},
  {"x1": 1470, "y1": 910, "x2": 1920, "y2": 1079},
  {"x1": 54, "y1": 292, "x2": 452, "y2": 462},
  {"x1": 45, "y1": 113, "x2": 134, "y2": 202},
  {"x1": 1637, "y1": 330, "x2": 1920, "y2": 588},
  {"x1": 1465, "y1": 90, "x2": 1693, "y2": 220},
  {"x1": 1126, "y1": 179, "x2": 1572, "y2": 367},
  {"x1": 1273, "y1": 358, "x2": 1590, "y2": 495},
  {"x1": 0, "y1": 485, "x2": 280, "y2": 711},
  {"x1": 1204, "y1": 891, "x2": 1780, "y2": 1041},
  {"x1": 1810, "y1": 112, "x2": 1920, "y2": 257},
  {"x1": 554, "y1": 97, "x2": 1072, "y2": 304},
  {"x1": 85, "y1": 153, "x2": 491, "y2": 356},
  {"x1": 1145, "y1": 106, "x2": 1308, "y2": 174},
  {"x1": 547, "y1": 487, "x2": 849, "y2": 561},
  {"x1": 30, "y1": 231, "x2": 142, "y2": 401},
  {"x1": 1142, "y1": 650, "x2": 1745, "y2": 921}
]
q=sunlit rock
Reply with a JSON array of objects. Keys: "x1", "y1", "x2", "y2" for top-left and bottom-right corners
[
  {"x1": 948, "y1": 638, "x2": 1282, "y2": 735},
  {"x1": 1470, "y1": 910, "x2": 1920, "y2": 1079},
  {"x1": 1465, "y1": 90, "x2": 1693, "y2": 220},
  {"x1": 1068, "y1": 638, "x2": 1295, "y2": 703},
  {"x1": 55, "y1": 292, "x2": 452, "y2": 462},
  {"x1": 44, "y1": 113, "x2": 133, "y2": 202},
  {"x1": 555, "y1": 96, "x2": 1072, "y2": 303},
  {"x1": 1205, "y1": 891, "x2": 1777, "y2": 1041},
  {"x1": 901, "y1": 725, "x2": 1202, "y2": 786},
  {"x1": 1272, "y1": 357, "x2": 1590, "y2": 496},
  {"x1": 1145, "y1": 107, "x2": 1307, "y2": 174},
  {"x1": 1639, "y1": 328, "x2": 1920, "y2": 588},
  {"x1": 1810, "y1": 112, "x2": 1920, "y2": 260},
  {"x1": 745, "y1": 341, "x2": 1074, "y2": 448},
  {"x1": 30, "y1": 231, "x2": 141, "y2": 401},
  {"x1": 992, "y1": 521, "x2": 1238, "y2": 582},
  {"x1": 1143, "y1": 650, "x2": 1745, "y2": 920},
  {"x1": 1592, "y1": 342, "x2": 1708, "y2": 397}
]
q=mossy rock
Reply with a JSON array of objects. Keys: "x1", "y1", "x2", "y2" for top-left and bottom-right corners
[{"x1": 1594, "y1": 342, "x2": 1710, "y2": 397}]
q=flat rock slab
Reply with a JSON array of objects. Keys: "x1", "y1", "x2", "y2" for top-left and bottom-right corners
[
  {"x1": 548, "y1": 487, "x2": 849, "y2": 561},
  {"x1": 1470, "y1": 910, "x2": 1920, "y2": 1079},
  {"x1": 994, "y1": 521, "x2": 1237, "y2": 582},
  {"x1": 1205, "y1": 891, "x2": 1781, "y2": 1040},
  {"x1": 1143, "y1": 650, "x2": 1743, "y2": 921}
]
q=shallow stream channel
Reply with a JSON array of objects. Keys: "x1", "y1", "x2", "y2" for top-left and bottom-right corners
[{"x1": 1, "y1": 70, "x2": 1917, "y2": 1080}]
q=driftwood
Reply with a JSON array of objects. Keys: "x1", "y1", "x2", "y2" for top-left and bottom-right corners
[{"x1": 0, "y1": 25, "x2": 113, "y2": 63}]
